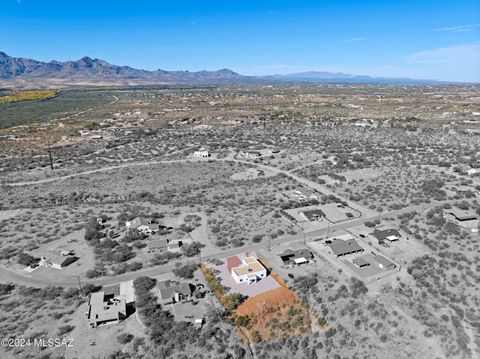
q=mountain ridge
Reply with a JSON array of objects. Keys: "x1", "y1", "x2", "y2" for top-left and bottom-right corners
[{"x1": 0, "y1": 51, "x2": 443, "y2": 87}]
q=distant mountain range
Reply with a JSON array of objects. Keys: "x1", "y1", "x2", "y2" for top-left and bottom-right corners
[{"x1": 0, "y1": 51, "x2": 441, "y2": 88}]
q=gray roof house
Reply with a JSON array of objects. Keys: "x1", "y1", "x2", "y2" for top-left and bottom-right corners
[
  {"x1": 372, "y1": 229, "x2": 401, "y2": 242},
  {"x1": 443, "y1": 208, "x2": 478, "y2": 222},
  {"x1": 126, "y1": 217, "x2": 159, "y2": 234},
  {"x1": 352, "y1": 257, "x2": 370, "y2": 268},
  {"x1": 328, "y1": 238, "x2": 364, "y2": 257},
  {"x1": 157, "y1": 280, "x2": 195, "y2": 305},
  {"x1": 279, "y1": 249, "x2": 314, "y2": 265},
  {"x1": 146, "y1": 238, "x2": 168, "y2": 253},
  {"x1": 372, "y1": 255, "x2": 396, "y2": 270}
]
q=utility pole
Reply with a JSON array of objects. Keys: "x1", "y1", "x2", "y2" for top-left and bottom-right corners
[
  {"x1": 302, "y1": 222, "x2": 306, "y2": 245},
  {"x1": 47, "y1": 139, "x2": 54, "y2": 170},
  {"x1": 76, "y1": 276, "x2": 81, "y2": 290}
]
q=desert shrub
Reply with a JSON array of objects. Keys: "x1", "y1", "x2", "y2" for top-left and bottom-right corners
[
  {"x1": 151, "y1": 251, "x2": 182, "y2": 265},
  {"x1": 173, "y1": 262, "x2": 198, "y2": 279},
  {"x1": 349, "y1": 278, "x2": 368, "y2": 298},
  {"x1": 117, "y1": 333, "x2": 134, "y2": 344},
  {"x1": 181, "y1": 242, "x2": 205, "y2": 257},
  {"x1": 84, "y1": 218, "x2": 104, "y2": 241},
  {"x1": 251, "y1": 330, "x2": 262, "y2": 343},
  {"x1": 57, "y1": 325, "x2": 75, "y2": 336},
  {"x1": 0, "y1": 283, "x2": 15, "y2": 295},
  {"x1": 224, "y1": 292, "x2": 243, "y2": 312},
  {"x1": 17, "y1": 252, "x2": 39, "y2": 266},
  {"x1": 252, "y1": 234, "x2": 263, "y2": 243},
  {"x1": 235, "y1": 315, "x2": 251, "y2": 327},
  {"x1": 133, "y1": 276, "x2": 157, "y2": 293}
]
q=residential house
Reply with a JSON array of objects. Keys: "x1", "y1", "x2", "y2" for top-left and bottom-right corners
[
  {"x1": 228, "y1": 256, "x2": 267, "y2": 284},
  {"x1": 238, "y1": 150, "x2": 262, "y2": 159},
  {"x1": 279, "y1": 249, "x2": 314, "y2": 266},
  {"x1": 327, "y1": 238, "x2": 364, "y2": 257},
  {"x1": 39, "y1": 252, "x2": 79, "y2": 270},
  {"x1": 193, "y1": 150, "x2": 210, "y2": 158},
  {"x1": 86, "y1": 292, "x2": 127, "y2": 328},
  {"x1": 372, "y1": 255, "x2": 396, "y2": 270},
  {"x1": 157, "y1": 280, "x2": 195, "y2": 305},
  {"x1": 443, "y1": 208, "x2": 478, "y2": 222},
  {"x1": 146, "y1": 238, "x2": 168, "y2": 253},
  {"x1": 372, "y1": 229, "x2": 401, "y2": 243},
  {"x1": 167, "y1": 240, "x2": 183, "y2": 251},
  {"x1": 302, "y1": 209, "x2": 325, "y2": 221},
  {"x1": 126, "y1": 217, "x2": 157, "y2": 234}
]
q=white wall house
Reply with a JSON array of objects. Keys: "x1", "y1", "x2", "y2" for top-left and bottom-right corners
[
  {"x1": 125, "y1": 217, "x2": 153, "y2": 234},
  {"x1": 193, "y1": 150, "x2": 210, "y2": 158},
  {"x1": 230, "y1": 257, "x2": 267, "y2": 284}
]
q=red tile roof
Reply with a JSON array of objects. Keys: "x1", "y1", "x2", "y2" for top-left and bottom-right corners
[{"x1": 226, "y1": 256, "x2": 242, "y2": 272}]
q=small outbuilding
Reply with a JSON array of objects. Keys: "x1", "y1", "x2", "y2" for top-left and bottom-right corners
[{"x1": 352, "y1": 257, "x2": 370, "y2": 268}]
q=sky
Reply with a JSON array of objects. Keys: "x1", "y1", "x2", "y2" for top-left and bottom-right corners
[{"x1": 1, "y1": 0, "x2": 479, "y2": 82}]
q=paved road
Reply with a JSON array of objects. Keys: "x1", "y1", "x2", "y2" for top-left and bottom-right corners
[
  {"x1": 0, "y1": 198, "x2": 443, "y2": 288},
  {"x1": 0, "y1": 154, "x2": 449, "y2": 288}
]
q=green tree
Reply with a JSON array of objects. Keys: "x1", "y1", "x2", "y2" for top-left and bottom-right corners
[{"x1": 224, "y1": 292, "x2": 243, "y2": 311}]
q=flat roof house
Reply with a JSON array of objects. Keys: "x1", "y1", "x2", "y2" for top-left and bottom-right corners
[
  {"x1": 328, "y1": 238, "x2": 364, "y2": 257},
  {"x1": 228, "y1": 256, "x2": 267, "y2": 284},
  {"x1": 193, "y1": 150, "x2": 210, "y2": 158},
  {"x1": 352, "y1": 257, "x2": 370, "y2": 268},
  {"x1": 372, "y1": 229, "x2": 401, "y2": 242},
  {"x1": 443, "y1": 208, "x2": 478, "y2": 222},
  {"x1": 86, "y1": 292, "x2": 126, "y2": 328},
  {"x1": 157, "y1": 280, "x2": 195, "y2": 305}
]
